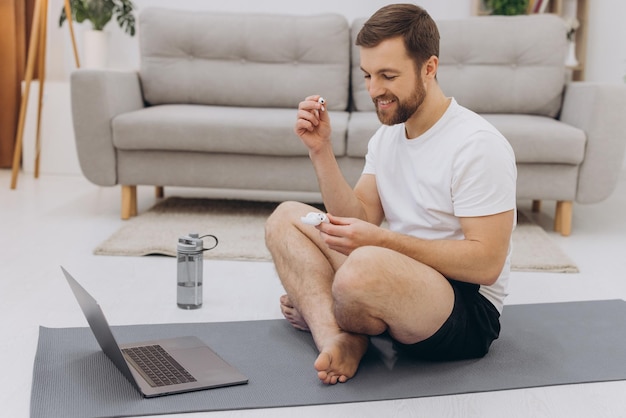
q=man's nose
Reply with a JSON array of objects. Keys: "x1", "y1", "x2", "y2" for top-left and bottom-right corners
[{"x1": 367, "y1": 78, "x2": 384, "y2": 99}]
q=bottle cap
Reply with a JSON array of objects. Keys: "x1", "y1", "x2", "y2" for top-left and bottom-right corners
[{"x1": 177, "y1": 233, "x2": 204, "y2": 253}]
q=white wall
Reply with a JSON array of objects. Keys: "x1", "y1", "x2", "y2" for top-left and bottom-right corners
[{"x1": 585, "y1": 0, "x2": 626, "y2": 84}]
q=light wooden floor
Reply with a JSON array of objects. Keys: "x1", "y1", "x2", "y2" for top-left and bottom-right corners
[{"x1": 1, "y1": 168, "x2": 626, "y2": 418}]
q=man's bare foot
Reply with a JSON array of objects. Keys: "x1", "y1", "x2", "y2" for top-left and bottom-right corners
[
  {"x1": 280, "y1": 294, "x2": 310, "y2": 331},
  {"x1": 314, "y1": 332, "x2": 369, "y2": 385},
  {"x1": 280, "y1": 295, "x2": 369, "y2": 384}
]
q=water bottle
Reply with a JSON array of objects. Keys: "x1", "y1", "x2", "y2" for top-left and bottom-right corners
[{"x1": 177, "y1": 233, "x2": 218, "y2": 309}]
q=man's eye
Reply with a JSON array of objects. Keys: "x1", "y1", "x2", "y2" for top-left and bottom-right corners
[
  {"x1": 363, "y1": 74, "x2": 371, "y2": 79},
  {"x1": 383, "y1": 74, "x2": 397, "y2": 80}
]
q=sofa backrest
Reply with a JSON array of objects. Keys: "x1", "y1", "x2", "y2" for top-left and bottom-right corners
[
  {"x1": 139, "y1": 8, "x2": 350, "y2": 110},
  {"x1": 351, "y1": 14, "x2": 567, "y2": 118}
]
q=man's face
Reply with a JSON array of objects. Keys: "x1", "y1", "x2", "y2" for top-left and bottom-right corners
[{"x1": 360, "y1": 37, "x2": 426, "y2": 126}]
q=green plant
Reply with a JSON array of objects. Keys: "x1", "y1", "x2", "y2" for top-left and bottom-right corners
[
  {"x1": 59, "y1": 0, "x2": 136, "y2": 36},
  {"x1": 485, "y1": 0, "x2": 529, "y2": 16}
]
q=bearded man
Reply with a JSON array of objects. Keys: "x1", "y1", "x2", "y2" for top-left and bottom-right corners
[{"x1": 265, "y1": 3, "x2": 517, "y2": 385}]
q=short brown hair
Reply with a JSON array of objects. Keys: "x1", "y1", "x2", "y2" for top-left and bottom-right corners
[{"x1": 356, "y1": 4, "x2": 440, "y2": 71}]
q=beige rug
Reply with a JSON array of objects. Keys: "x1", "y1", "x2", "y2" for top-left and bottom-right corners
[{"x1": 94, "y1": 197, "x2": 578, "y2": 273}]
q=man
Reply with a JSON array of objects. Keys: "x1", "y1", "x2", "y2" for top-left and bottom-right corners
[{"x1": 265, "y1": 3, "x2": 516, "y2": 385}]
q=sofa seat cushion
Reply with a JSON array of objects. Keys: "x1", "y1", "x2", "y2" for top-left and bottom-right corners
[
  {"x1": 483, "y1": 114, "x2": 586, "y2": 164},
  {"x1": 112, "y1": 104, "x2": 348, "y2": 157},
  {"x1": 346, "y1": 112, "x2": 585, "y2": 165}
]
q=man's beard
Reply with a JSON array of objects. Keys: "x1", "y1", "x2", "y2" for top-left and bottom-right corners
[{"x1": 374, "y1": 83, "x2": 426, "y2": 126}]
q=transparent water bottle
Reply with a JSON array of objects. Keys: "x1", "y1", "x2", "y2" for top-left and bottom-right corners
[{"x1": 177, "y1": 233, "x2": 218, "y2": 309}]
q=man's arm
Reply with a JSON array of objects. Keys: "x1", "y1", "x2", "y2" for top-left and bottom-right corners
[
  {"x1": 407, "y1": 209, "x2": 514, "y2": 284},
  {"x1": 295, "y1": 96, "x2": 383, "y2": 223},
  {"x1": 321, "y1": 209, "x2": 514, "y2": 285},
  {"x1": 311, "y1": 153, "x2": 384, "y2": 225}
]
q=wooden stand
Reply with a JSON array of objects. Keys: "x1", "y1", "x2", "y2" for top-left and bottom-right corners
[{"x1": 10, "y1": 0, "x2": 80, "y2": 189}]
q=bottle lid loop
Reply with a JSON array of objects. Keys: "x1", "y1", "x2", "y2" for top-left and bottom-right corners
[{"x1": 177, "y1": 233, "x2": 218, "y2": 253}]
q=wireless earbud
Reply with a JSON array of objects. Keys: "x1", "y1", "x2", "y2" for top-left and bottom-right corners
[{"x1": 318, "y1": 97, "x2": 326, "y2": 112}]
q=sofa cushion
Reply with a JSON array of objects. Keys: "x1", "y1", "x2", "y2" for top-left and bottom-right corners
[
  {"x1": 139, "y1": 8, "x2": 350, "y2": 110},
  {"x1": 112, "y1": 105, "x2": 348, "y2": 157},
  {"x1": 437, "y1": 15, "x2": 567, "y2": 118},
  {"x1": 346, "y1": 112, "x2": 585, "y2": 164},
  {"x1": 351, "y1": 15, "x2": 567, "y2": 117},
  {"x1": 347, "y1": 111, "x2": 380, "y2": 157},
  {"x1": 482, "y1": 114, "x2": 586, "y2": 164},
  {"x1": 350, "y1": 17, "x2": 371, "y2": 112}
]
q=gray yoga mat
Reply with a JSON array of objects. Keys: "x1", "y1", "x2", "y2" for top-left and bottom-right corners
[{"x1": 31, "y1": 300, "x2": 626, "y2": 418}]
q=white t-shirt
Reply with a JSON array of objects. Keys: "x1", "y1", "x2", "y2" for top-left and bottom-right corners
[{"x1": 362, "y1": 98, "x2": 516, "y2": 313}]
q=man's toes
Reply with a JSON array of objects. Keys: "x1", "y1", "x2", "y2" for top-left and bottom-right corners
[{"x1": 280, "y1": 294, "x2": 292, "y2": 307}]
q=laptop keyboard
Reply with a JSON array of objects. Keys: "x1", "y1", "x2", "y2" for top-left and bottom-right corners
[{"x1": 122, "y1": 344, "x2": 197, "y2": 387}]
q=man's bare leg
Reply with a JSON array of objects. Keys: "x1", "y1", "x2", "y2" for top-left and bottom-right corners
[
  {"x1": 265, "y1": 201, "x2": 369, "y2": 384},
  {"x1": 331, "y1": 245, "x2": 455, "y2": 345}
]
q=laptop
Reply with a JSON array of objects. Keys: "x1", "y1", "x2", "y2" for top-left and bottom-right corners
[{"x1": 61, "y1": 266, "x2": 248, "y2": 398}]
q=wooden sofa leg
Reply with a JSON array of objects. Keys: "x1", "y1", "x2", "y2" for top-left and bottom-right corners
[
  {"x1": 554, "y1": 200, "x2": 573, "y2": 236},
  {"x1": 155, "y1": 186, "x2": 164, "y2": 198},
  {"x1": 121, "y1": 185, "x2": 138, "y2": 220},
  {"x1": 531, "y1": 200, "x2": 541, "y2": 212}
]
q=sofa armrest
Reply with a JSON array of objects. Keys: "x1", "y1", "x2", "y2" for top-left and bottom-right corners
[
  {"x1": 559, "y1": 82, "x2": 626, "y2": 204},
  {"x1": 70, "y1": 69, "x2": 144, "y2": 186}
]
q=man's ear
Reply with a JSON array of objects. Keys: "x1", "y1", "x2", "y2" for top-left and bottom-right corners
[{"x1": 423, "y1": 55, "x2": 439, "y2": 80}]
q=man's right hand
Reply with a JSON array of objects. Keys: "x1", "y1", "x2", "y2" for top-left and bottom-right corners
[{"x1": 294, "y1": 95, "x2": 332, "y2": 153}]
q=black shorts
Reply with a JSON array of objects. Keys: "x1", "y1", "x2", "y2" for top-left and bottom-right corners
[{"x1": 393, "y1": 278, "x2": 501, "y2": 361}]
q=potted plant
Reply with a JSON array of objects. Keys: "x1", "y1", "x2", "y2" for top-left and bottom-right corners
[
  {"x1": 564, "y1": 17, "x2": 580, "y2": 68},
  {"x1": 485, "y1": 0, "x2": 529, "y2": 16},
  {"x1": 58, "y1": 0, "x2": 136, "y2": 68},
  {"x1": 59, "y1": 0, "x2": 136, "y2": 35}
]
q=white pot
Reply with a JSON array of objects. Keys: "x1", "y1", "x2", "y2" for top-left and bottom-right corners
[
  {"x1": 565, "y1": 40, "x2": 579, "y2": 68},
  {"x1": 83, "y1": 29, "x2": 109, "y2": 68}
]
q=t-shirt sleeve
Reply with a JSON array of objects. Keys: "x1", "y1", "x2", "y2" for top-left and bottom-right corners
[{"x1": 451, "y1": 131, "x2": 517, "y2": 217}]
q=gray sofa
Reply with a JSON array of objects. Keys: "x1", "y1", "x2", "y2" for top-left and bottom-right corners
[{"x1": 71, "y1": 8, "x2": 626, "y2": 236}]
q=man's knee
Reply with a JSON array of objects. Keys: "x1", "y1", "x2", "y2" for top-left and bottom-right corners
[
  {"x1": 265, "y1": 201, "x2": 300, "y2": 244},
  {"x1": 332, "y1": 246, "x2": 380, "y2": 300},
  {"x1": 265, "y1": 201, "x2": 324, "y2": 253},
  {"x1": 332, "y1": 247, "x2": 388, "y2": 334}
]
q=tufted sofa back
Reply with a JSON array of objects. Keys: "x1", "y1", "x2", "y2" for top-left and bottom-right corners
[
  {"x1": 139, "y1": 9, "x2": 567, "y2": 118},
  {"x1": 351, "y1": 14, "x2": 568, "y2": 118},
  {"x1": 139, "y1": 8, "x2": 351, "y2": 110}
]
